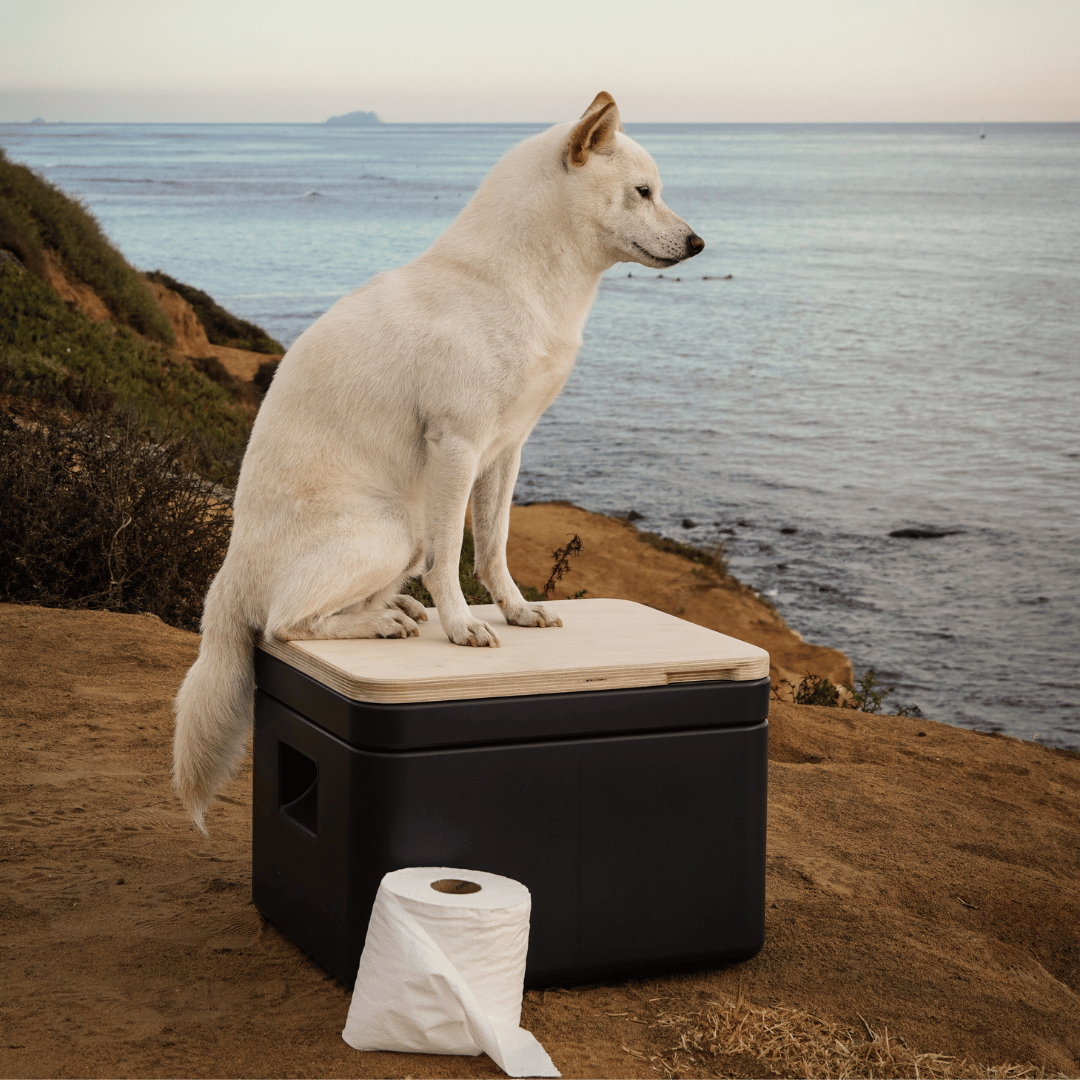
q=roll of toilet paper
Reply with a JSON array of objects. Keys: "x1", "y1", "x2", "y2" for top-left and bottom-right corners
[{"x1": 342, "y1": 867, "x2": 560, "y2": 1078}]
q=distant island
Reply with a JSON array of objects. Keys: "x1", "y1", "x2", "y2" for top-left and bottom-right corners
[{"x1": 326, "y1": 110, "x2": 381, "y2": 126}]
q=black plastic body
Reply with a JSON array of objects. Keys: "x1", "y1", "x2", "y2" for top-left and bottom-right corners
[{"x1": 251, "y1": 649, "x2": 769, "y2": 987}]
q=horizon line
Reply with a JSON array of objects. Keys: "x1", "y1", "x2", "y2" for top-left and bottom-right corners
[{"x1": 3, "y1": 118, "x2": 1077, "y2": 127}]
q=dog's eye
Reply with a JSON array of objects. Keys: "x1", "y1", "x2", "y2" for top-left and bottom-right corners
[{"x1": 635, "y1": 185, "x2": 651, "y2": 199}]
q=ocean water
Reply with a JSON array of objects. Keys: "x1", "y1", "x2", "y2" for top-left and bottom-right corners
[{"x1": 2, "y1": 120, "x2": 1078, "y2": 748}]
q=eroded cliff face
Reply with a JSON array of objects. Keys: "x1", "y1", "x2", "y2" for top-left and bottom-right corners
[
  {"x1": 145, "y1": 279, "x2": 281, "y2": 380},
  {"x1": 145, "y1": 278, "x2": 213, "y2": 356},
  {"x1": 32, "y1": 248, "x2": 281, "y2": 382},
  {"x1": 502, "y1": 501, "x2": 853, "y2": 692},
  {"x1": 38, "y1": 247, "x2": 113, "y2": 322}
]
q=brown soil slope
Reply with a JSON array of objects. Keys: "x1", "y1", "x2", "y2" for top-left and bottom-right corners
[
  {"x1": 1, "y1": 600, "x2": 1077, "y2": 1079},
  {"x1": 146, "y1": 279, "x2": 281, "y2": 380},
  {"x1": 43, "y1": 261, "x2": 280, "y2": 383}
]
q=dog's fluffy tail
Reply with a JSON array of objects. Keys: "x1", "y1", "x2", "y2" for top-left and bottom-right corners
[{"x1": 173, "y1": 572, "x2": 255, "y2": 834}]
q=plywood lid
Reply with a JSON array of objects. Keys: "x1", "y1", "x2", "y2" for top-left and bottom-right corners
[{"x1": 256, "y1": 598, "x2": 770, "y2": 705}]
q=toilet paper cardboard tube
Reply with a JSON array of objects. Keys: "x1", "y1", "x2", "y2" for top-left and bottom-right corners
[{"x1": 431, "y1": 878, "x2": 482, "y2": 894}]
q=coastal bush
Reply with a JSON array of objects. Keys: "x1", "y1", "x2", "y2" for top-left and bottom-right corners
[
  {"x1": 0, "y1": 148, "x2": 172, "y2": 342},
  {"x1": 0, "y1": 408, "x2": 231, "y2": 632},
  {"x1": 847, "y1": 668, "x2": 921, "y2": 716},
  {"x1": 793, "y1": 672, "x2": 842, "y2": 707},
  {"x1": 0, "y1": 261, "x2": 249, "y2": 483},
  {"x1": 253, "y1": 358, "x2": 281, "y2": 394},
  {"x1": 188, "y1": 354, "x2": 264, "y2": 409},
  {"x1": 779, "y1": 668, "x2": 921, "y2": 717},
  {"x1": 145, "y1": 270, "x2": 284, "y2": 355}
]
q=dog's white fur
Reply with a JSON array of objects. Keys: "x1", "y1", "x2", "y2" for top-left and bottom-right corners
[{"x1": 173, "y1": 93, "x2": 703, "y2": 831}]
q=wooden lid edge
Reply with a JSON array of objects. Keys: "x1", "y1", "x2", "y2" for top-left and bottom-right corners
[{"x1": 256, "y1": 637, "x2": 770, "y2": 704}]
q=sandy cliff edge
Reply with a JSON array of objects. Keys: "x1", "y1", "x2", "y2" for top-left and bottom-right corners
[{"x1": 503, "y1": 501, "x2": 853, "y2": 694}]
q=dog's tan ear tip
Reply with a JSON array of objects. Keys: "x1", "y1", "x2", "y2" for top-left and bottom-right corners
[
  {"x1": 568, "y1": 95, "x2": 621, "y2": 165},
  {"x1": 581, "y1": 90, "x2": 617, "y2": 118}
]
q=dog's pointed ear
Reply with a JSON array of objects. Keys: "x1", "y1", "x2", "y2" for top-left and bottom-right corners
[
  {"x1": 580, "y1": 91, "x2": 624, "y2": 132},
  {"x1": 568, "y1": 95, "x2": 622, "y2": 167},
  {"x1": 580, "y1": 91, "x2": 615, "y2": 118}
]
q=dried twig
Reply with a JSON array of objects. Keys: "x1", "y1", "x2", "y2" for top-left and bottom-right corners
[{"x1": 543, "y1": 533, "x2": 583, "y2": 598}]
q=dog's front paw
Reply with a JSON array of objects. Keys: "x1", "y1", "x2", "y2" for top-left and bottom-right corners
[
  {"x1": 391, "y1": 594, "x2": 429, "y2": 621},
  {"x1": 444, "y1": 616, "x2": 501, "y2": 648},
  {"x1": 504, "y1": 601, "x2": 563, "y2": 629}
]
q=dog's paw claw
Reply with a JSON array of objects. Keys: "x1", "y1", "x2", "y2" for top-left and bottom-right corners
[
  {"x1": 374, "y1": 611, "x2": 419, "y2": 639},
  {"x1": 392, "y1": 594, "x2": 429, "y2": 621},
  {"x1": 505, "y1": 602, "x2": 563, "y2": 628},
  {"x1": 447, "y1": 618, "x2": 500, "y2": 648}
]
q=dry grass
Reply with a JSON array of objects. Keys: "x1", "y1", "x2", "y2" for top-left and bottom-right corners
[{"x1": 619, "y1": 989, "x2": 1052, "y2": 1079}]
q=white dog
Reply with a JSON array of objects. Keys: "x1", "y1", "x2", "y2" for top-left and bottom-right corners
[{"x1": 173, "y1": 92, "x2": 703, "y2": 831}]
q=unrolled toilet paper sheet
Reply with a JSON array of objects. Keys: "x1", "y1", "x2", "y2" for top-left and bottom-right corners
[{"x1": 342, "y1": 867, "x2": 560, "y2": 1078}]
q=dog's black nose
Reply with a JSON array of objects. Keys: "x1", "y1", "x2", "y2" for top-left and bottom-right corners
[{"x1": 687, "y1": 233, "x2": 705, "y2": 257}]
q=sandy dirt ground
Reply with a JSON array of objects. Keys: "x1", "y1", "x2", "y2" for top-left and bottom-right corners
[{"x1": 2, "y1": 516, "x2": 1079, "y2": 1079}]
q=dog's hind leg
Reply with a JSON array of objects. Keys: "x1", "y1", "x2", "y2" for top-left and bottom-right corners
[
  {"x1": 359, "y1": 552, "x2": 430, "y2": 624},
  {"x1": 331, "y1": 575, "x2": 429, "y2": 627},
  {"x1": 471, "y1": 444, "x2": 564, "y2": 629},
  {"x1": 279, "y1": 605, "x2": 418, "y2": 641},
  {"x1": 265, "y1": 513, "x2": 422, "y2": 642}
]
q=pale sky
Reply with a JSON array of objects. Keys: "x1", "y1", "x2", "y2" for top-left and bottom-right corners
[{"x1": 1, "y1": 0, "x2": 1077, "y2": 123}]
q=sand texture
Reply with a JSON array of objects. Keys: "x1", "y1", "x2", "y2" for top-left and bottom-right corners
[{"x1": 2, "y1": 574, "x2": 1079, "y2": 1077}]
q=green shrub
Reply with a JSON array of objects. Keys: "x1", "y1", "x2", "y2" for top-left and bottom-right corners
[
  {"x1": 188, "y1": 354, "x2": 264, "y2": 409},
  {"x1": 0, "y1": 148, "x2": 172, "y2": 342},
  {"x1": 0, "y1": 261, "x2": 249, "y2": 483},
  {"x1": 0, "y1": 408, "x2": 231, "y2": 632},
  {"x1": 779, "y1": 668, "x2": 921, "y2": 717},
  {"x1": 846, "y1": 669, "x2": 921, "y2": 716},
  {"x1": 253, "y1": 358, "x2": 281, "y2": 393},
  {"x1": 793, "y1": 672, "x2": 842, "y2": 707},
  {"x1": 145, "y1": 269, "x2": 284, "y2": 354}
]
